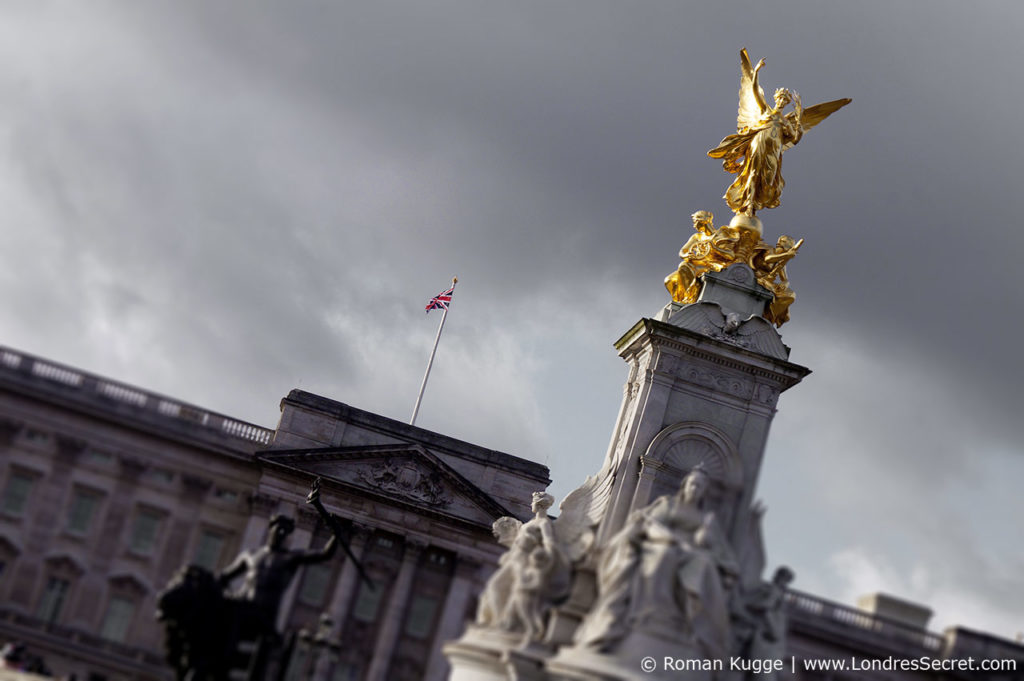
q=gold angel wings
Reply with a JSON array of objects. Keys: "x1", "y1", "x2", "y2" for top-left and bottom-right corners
[{"x1": 708, "y1": 49, "x2": 850, "y2": 216}]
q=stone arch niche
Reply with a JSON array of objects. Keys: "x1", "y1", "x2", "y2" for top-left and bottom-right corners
[{"x1": 632, "y1": 422, "x2": 743, "y2": 532}]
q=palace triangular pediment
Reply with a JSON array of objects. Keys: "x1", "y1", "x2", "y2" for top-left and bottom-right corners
[{"x1": 259, "y1": 444, "x2": 511, "y2": 528}]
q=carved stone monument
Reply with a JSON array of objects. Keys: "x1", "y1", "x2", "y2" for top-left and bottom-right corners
[{"x1": 445, "y1": 48, "x2": 847, "y2": 680}]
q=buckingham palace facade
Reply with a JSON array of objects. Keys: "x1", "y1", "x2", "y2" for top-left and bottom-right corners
[{"x1": 0, "y1": 345, "x2": 1021, "y2": 681}]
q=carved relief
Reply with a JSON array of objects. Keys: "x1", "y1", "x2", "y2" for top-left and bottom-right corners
[
  {"x1": 611, "y1": 380, "x2": 642, "y2": 468},
  {"x1": 357, "y1": 459, "x2": 452, "y2": 508},
  {"x1": 649, "y1": 343, "x2": 759, "y2": 400},
  {"x1": 644, "y1": 423, "x2": 742, "y2": 490},
  {"x1": 684, "y1": 366, "x2": 753, "y2": 399},
  {"x1": 653, "y1": 352, "x2": 679, "y2": 376},
  {"x1": 635, "y1": 351, "x2": 654, "y2": 383},
  {"x1": 661, "y1": 439, "x2": 728, "y2": 481},
  {"x1": 625, "y1": 354, "x2": 640, "y2": 386},
  {"x1": 755, "y1": 384, "x2": 780, "y2": 408},
  {"x1": 666, "y1": 303, "x2": 790, "y2": 360},
  {"x1": 726, "y1": 263, "x2": 756, "y2": 285},
  {"x1": 699, "y1": 321, "x2": 760, "y2": 352}
]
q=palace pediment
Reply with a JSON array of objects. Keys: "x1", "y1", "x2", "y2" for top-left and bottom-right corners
[{"x1": 259, "y1": 444, "x2": 511, "y2": 528}]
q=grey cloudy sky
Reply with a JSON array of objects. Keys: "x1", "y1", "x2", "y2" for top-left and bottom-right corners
[{"x1": 1, "y1": 1, "x2": 1021, "y2": 638}]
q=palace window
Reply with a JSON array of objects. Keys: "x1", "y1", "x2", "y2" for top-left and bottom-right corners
[
  {"x1": 213, "y1": 487, "x2": 238, "y2": 502},
  {"x1": 2, "y1": 471, "x2": 34, "y2": 517},
  {"x1": 298, "y1": 563, "x2": 332, "y2": 606},
  {"x1": 85, "y1": 449, "x2": 113, "y2": 465},
  {"x1": 129, "y1": 508, "x2": 163, "y2": 555},
  {"x1": 36, "y1": 577, "x2": 70, "y2": 624},
  {"x1": 404, "y1": 595, "x2": 439, "y2": 639},
  {"x1": 145, "y1": 468, "x2": 175, "y2": 485},
  {"x1": 99, "y1": 596, "x2": 136, "y2": 642},
  {"x1": 351, "y1": 581, "x2": 383, "y2": 623},
  {"x1": 192, "y1": 529, "x2": 225, "y2": 570},
  {"x1": 24, "y1": 428, "x2": 49, "y2": 444},
  {"x1": 66, "y1": 488, "x2": 102, "y2": 535}
]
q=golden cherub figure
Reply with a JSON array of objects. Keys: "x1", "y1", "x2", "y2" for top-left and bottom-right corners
[
  {"x1": 664, "y1": 210, "x2": 734, "y2": 304},
  {"x1": 664, "y1": 210, "x2": 803, "y2": 325},
  {"x1": 751, "y1": 235, "x2": 803, "y2": 326},
  {"x1": 708, "y1": 49, "x2": 850, "y2": 217}
]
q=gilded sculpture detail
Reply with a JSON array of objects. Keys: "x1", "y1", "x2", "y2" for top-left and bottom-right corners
[
  {"x1": 664, "y1": 210, "x2": 802, "y2": 326},
  {"x1": 708, "y1": 49, "x2": 850, "y2": 218},
  {"x1": 665, "y1": 49, "x2": 848, "y2": 327}
]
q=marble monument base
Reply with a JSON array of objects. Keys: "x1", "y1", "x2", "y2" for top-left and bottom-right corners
[
  {"x1": 444, "y1": 626, "x2": 553, "y2": 681},
  {"x1": 547, "y1": 629, "x2": 715, "y2": 681}
]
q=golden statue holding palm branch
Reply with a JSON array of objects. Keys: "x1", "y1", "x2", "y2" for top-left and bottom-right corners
[
  {"x1": 709, "y1": 49, "x2": 850, "y2": 218},
  {"x1": 665, "y1": 50, "x2": 848, "y2": 326}
]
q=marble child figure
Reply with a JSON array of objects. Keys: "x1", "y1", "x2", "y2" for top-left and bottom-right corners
[{"x1": 474, "y1": 491, "x2": 571, "y2": 641}]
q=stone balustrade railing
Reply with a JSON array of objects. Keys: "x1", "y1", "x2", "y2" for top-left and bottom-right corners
[
  {"x1": 0, "y1": 345, "x2": 274, "y2": 447},
  {"x1": 785, "y1": 589, "x2": 945, "y2": 652}
]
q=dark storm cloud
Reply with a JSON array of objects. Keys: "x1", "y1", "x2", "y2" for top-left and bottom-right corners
[{"x1": 1, "y1": 0, "x2": 1021, "y2": 635}]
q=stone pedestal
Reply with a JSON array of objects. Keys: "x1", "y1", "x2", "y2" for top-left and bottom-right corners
[
  {"x1": 599, "y1": 264, "x2": 809, "y2": 558},
  {"x1": 445, "y1": 263, "x2": 810, "y2": 681},
  {"x1": 548, "y1": 631, "x2": 710, "y2": 681},
  {"x1": 695, "y1": 265, "x2": 773, "y2": 320},
  {"x1": 444, "y1": 626, "x2": 552, "y2": 681}
]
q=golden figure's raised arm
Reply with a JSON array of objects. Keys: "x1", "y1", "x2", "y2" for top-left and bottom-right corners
[{"x1": 737, "y1": 48, "x2": 768, "y2": 132}]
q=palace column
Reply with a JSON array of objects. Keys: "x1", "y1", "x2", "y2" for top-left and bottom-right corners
[
  {"x1": 275, "y1": 507, "x2": 317, "y2": 631},
  {"x1": 424, "y1": 556, "x2": 482, "y2": 681},
  {"x1": 364, "y1": 538, "x2": 426, "y2": 681},
  {"x1": 323, "y1": 523, "x2": 372, "y2": 632}
]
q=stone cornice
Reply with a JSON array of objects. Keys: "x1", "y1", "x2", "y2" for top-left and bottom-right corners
[
  {"x1": 617, "y1": 318, "x2": 810, "y2": 391},
  {"x1": 277, "y1": 390, "x2": 549, "y2": 484}
]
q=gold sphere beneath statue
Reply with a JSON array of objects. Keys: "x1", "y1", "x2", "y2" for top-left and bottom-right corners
[{"x1": 728, "y1": 213, "x2": 763, "y2": 237}]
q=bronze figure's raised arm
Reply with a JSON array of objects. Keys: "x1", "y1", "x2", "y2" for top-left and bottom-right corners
[
  {"x1": 708, "y1": 49, "x2": 850, "y2": 217},
  {"x1": 157, "y1": 477, "x2": 370, "y2": 681}
]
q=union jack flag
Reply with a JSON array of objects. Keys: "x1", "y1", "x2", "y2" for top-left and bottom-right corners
[{"x1": 425, "y1": 284, "x2": 455, "y2": 313}]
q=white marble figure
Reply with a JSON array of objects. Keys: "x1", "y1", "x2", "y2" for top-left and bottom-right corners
[
  {"x1": 475, "y1": 516, "x2": 523, "y2": 627},
  {"x1": 573, "y1": 467, "x2": 739, "y2": 660},
  {"x1": 733, "y1": 566, "x2": 793, "y2": 679},
  {"x1": 474, "y1": 492, "x2": 571, "y2": 641},
  {"x1": 509, "y1": 544, "x2": 554, "y2": 643},
  {"x1": 492, "y1": 516, "x2": 523, "y2": 548}
]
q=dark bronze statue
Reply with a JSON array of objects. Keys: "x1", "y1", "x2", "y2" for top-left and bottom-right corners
[{"x1": 157, "y1": 478, "x2": 370, "y2": 681}]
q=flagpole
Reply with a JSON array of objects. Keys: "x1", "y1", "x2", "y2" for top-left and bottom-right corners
[{"x1": 411, "y1": 277, "x2": 457, "y2": 426}]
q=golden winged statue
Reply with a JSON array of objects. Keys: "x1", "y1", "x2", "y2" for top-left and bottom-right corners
[{"x1": 708, "y1": 49, "x2": 850, "y2": 217}]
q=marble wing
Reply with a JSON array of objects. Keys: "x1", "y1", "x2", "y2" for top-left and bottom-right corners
[{"x1": 552, "y1": 470, "x2": 614, "y2": 562}]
